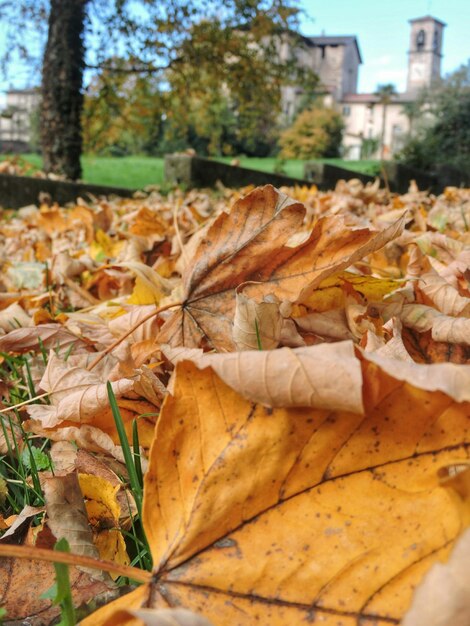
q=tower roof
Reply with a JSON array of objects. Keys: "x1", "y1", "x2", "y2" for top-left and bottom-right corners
[{"x1": 409, "y1": 15, "x2": 446, "y2": 27}]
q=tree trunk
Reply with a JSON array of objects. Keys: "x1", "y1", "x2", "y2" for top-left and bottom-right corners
[{"x1": 40, "y1": 0, "x2": 88, "y2": 180}]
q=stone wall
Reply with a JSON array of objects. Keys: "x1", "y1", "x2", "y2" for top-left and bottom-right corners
[
  {"x1": 164, "y1": 155, "x2": 313, "y2": 189},
  {"x1": 0, "y1": 174, "x2": 135, "y2": 209}
]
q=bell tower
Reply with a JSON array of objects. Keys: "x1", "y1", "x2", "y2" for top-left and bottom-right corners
[{"x1": 407, "y1": 16, "x2": 445, "y2": 94}]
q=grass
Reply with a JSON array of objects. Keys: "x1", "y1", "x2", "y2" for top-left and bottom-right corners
[
  {"x1": 1, "y1": 153, "x2": 381, "y2": 189},
  {"x1": 214, "y1": 157, "x2": 381, "y2": 178}
]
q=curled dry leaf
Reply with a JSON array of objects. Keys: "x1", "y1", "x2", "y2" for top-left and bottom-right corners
[
  {"x1": 365, "y1": 318, "x2": 414, "y2": 362},
  {"x1": 418, "y1": 271, "x2": 470, "y2": 316},
  {"x1": 27, "y1": 353, "x2": 136, "y2": 429},
  {"x1": 26, "y1": 353, "x2": 162, "y2": 442},
  {"x1": 401, "y1": 303, "x2": 470, "y2": 346},
  {"x1": 0, "y1": 323, "x2": 87, "y2": 354},
  {"x1": 159, "y1": 185, "x2": 405, "y2": 350},
  {"x1": 163, "y1": 341, "x2": 364, "y2": 412},
  {"x1": 85, "y1": 351, "x2": 470, "y2": 626},
  {"x1": 232, "y1": 292, "x2": 283, "y2": 350},
  {"x1": 294, "y1": 308, "x2": 354, "y2": 340},
  {"x1": 24, "y1": 423, "x2": 127, "y2": 464}
]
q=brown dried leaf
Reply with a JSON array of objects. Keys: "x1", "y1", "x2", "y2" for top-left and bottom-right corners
[
  {"x1": 42, "y1": 470, "x2": 100, "y2": 569},
  {"x1": 159, "y1": 185, "x2": 405, "y2": 350},
  {"x1": 232, "y1": 292, "x2": 283, "y2": 350}
]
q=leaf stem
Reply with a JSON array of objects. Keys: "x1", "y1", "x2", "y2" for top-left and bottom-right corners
[
  {"x1": 0, "y1": 544, "x2": 152, "y2": 583},
  {"x1": 86, "y1": 300, "x2": 182, "y2": 371}
]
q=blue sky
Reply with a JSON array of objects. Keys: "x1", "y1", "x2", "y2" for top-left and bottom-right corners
[
  {"x1": 299, "y1": 0, "x2": 470, "y2": 92},
  {"x1": 0, "y1": 0, "x2": 469, "y2": 101}
]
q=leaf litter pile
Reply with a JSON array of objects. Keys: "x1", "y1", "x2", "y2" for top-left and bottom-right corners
[{"x1": 0, "y1": 179, "x2": 469, "y2": 625}]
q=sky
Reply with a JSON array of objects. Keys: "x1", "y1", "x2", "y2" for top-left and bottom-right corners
[
  {"x1": 298, "y1": 0, "x2": 470, "y2": 93},
  {"x1": 0, "y1": 0, "x2": 469, "y2": 103}
]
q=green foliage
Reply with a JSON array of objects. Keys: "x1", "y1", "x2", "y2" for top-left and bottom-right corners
[
  {"x1": 279, "y1": 105, "x2": 344, "y2": 159},
  {"x1": 399, "y1": 64, "x2": 470, "y2": 171},
  {"x1": 21, "y1": 445, "x2": 52, "y2": 472},
  {"x1": 40, "y1": 538, "x2": 76, "y2": 626}
]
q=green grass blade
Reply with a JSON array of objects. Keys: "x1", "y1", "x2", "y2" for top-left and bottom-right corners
[
  {"x1": 132, "y1": 419, "x2": 143, "y2": 489},
  {"x1": 254, "y1": 319, "x2": 263, "y2": 350},
  {"x1": 107, "y1": 383, "x2": 142, "y2": 516}
]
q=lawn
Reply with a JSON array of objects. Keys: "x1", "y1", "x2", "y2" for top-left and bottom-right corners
[
  {"x1": 214, "y1": 157, "x2": 381, "y2": 178},
  {"x1": 1, "y1": 154, "x2": 380, "y2": 189}
]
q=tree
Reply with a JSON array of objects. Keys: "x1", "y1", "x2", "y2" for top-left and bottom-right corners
[
  {"x1": 40, "y1": 0, "x2": 87, "y2": 179},
  {"x1": 399, "y1": 63, "x2": 470, "y2": 172},
  {"x1": 374, "y1": 83, "x2": 397, "y2": 160},
  {"x1": 0, "y1": 0, "x2": 312, "y2": 178},
  {"x1": 279, "y1": 105, "x2": 344, "y2": 159}
]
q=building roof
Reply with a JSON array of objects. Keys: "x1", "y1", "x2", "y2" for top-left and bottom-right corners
[
  {"x1": 341, "y1": 92, "x2": 415, "y2": 104},
  {"x1": 409, "y1": 15, "x2": 446, "y2": 27},
  {"x1": 307, "y1": 35, "x2": 363, "y2": 64},
  {"x1": 7, "y1": 88, "x2": 40, "y2": 95}
]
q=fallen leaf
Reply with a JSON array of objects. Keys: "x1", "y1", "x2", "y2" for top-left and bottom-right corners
[
  {"x1": 41, "y1": 470, "x2": 101, "y2": 567},
  {"x1": 401, "y1": 303, "x2": 470, "y2": 346},
  {"x1": 159, "y1": 185, "x2": 405, "y2": 350},
  {"x1": 101, "y1": 607, "x2": 215, "y2": 626},
  {"x1": 78, "y1": 473, "x2": 130, "y2": 574},
  {"x1": 163, "y1": 341, "x2": 364, "y2": 412},
  {"x1": 85, "y1": 351, "x2": 470, "y2": 625},
  {"x1": 232, "y1": 292, "x2": 283, "y2": 350},
  {"x1": 402, "y1": 526, "x2": 470, "y2": 626},
  {"x1": 0, "y1": 323, "x2": 87, "y2": 354}
]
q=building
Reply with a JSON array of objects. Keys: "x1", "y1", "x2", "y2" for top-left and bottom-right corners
[
  {"x1": 283, "y1": 16, "x2": 446, "y2": 159},
  {"x1": 0, "y1": 87, "x2": 40, "y2": 152}
]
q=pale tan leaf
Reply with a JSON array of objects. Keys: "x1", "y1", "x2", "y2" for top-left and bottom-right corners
[
  {"x1": 402, "y1": 527, "x2": 470, "y2": 626},
  {"x1": 279, "y1": 318, "x2": 306, "y2": 347},
  {"x1": 0, "y1": 302, "x2": 32, "y2": 333},
  {"x1": 401, "y1": 303, "x2": 470, "y2": 346},
  {"x1": 418, "y1": 270, "x2": 470, "y2": 316},
  {"x1": 50, "y1": 441, "x2": 78, "y2": 474},
  {"x1": 366, "y1": 318, "x2": 414, "y2": 362},
  {"x1": 108, "y1": 305, "x2": 160, "y2": 343},
  {"x1": 0, "y1": 323, "x2": 86, "y2": 354},
  {"x1": 232, "y1": 292, "x2": 283, "y2": 350},
  {"x1": 26, "y1": 353, "x2": 135, "y2": 428},
  {"x1": 294, "y1": 308, "x2": 354, "y2": 340},
  {"x1": 24, "y1": 422, "x2": 127, "y2": 464},
  {"x1": 361, "y1": 349, "x2": 470, "y2": 402},
  {"x1": 163, "y1": 341, "x2": 364, "y2": 413}
]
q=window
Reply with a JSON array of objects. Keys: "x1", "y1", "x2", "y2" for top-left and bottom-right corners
[
  {"x1": 433, "y1": 31, "x2": 439, "y2": 51},
  {"x1": 416, "y1": 29, "x2": 425, "y2": 51},
  {"x1": 342, "y1": 106, "x2": 351, "y2": 116}
]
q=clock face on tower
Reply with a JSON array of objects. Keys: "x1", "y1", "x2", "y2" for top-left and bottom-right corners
[{"x1": 410, "y1": 62, "x2": 425, "y2": 81}]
